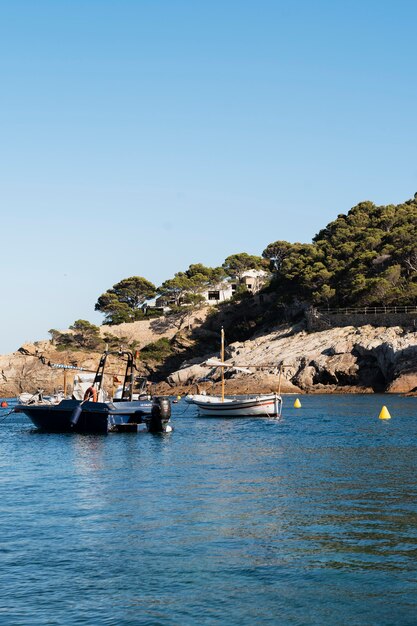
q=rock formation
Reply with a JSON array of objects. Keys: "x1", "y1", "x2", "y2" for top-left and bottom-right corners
[
  {"x1": 162, "y1": 324, "x2": 417, "y2": 395},
  {"x1": 1, "y1": 320, "x2": 417, "y2": 398}
]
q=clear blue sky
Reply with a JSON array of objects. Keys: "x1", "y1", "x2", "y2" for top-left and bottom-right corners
[{"x1": 1, "y1": 0, "x2": 416, "y2": 353}]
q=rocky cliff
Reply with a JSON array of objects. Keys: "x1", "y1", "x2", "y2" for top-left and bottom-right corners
[
  {"x1": 160, "y1": 324, "x2": 417, "y2": 395},
  {"x1": 1, "y1": 320, "x2": 417, "y2": 398},
  {"x1": 0, "y1": 309, "x2": 211, "y2": 398},
  {"x1": 0, "y1": 343, "x2": 136, "y2": 398}
]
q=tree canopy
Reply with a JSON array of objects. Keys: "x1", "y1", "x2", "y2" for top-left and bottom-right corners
[
  {"x1": 263, "y1": 195, "x2": 417, "y2": 307},
  {"x1": 91, "y1": 195, "x2": 417, "y2": 328},
  {"x1": 157, "y1": 263, "x2": 225, "y2": 307},
  {"x1": 49, "y1": 320, "x2": 103, "y2": 351},
  {"x1": 95, "y1": 276, "x2": 156, "y2": 324},
  {"x1": 222, "y1": 253, "x2": 266, "y2": 279},
  {"x1": 262, "y1": 240, "x2": 294, "y2": 271}
]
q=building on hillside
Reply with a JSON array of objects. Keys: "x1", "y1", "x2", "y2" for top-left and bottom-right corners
[
  {"x1": 238, "y1": 269, "x2": 269, "y2": 294},
  {"x1": 192, "y1": 270, "x2": 269, "y2": 306},
  {"x1": 155, "y1": 270, "x2": 269, "y2": 309}
]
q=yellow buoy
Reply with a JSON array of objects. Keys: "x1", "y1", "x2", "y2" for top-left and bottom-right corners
[
  {"x1": 379, "y1": 406, "x2": 391, "y2": 420},
  {"x1": 177, "y1": 395, "x2": 181, "y2": 400},
  {"x1": 294, "y1": 398, "x2": 302, "y2": 408}
]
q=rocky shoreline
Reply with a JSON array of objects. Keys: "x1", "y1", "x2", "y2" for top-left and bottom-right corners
[
  {"x1": 155, "y1": 323, "x2": 417, "y2": 396},
  {"x1": 2, "y1": 321, "x2": 417, "y2": 399}
]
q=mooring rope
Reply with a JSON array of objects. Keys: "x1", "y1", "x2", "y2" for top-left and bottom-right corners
[
  {"x1": 176, "y1": 400, "x2": 193, "y2": 416},
  {"x1": 0, "y1": 409, "x2": 15, "y2": 423}
]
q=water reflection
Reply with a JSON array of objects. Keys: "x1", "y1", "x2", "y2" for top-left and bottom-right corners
[{"x1": 1, "y1": 395, "x2": 417, "y2": 625}]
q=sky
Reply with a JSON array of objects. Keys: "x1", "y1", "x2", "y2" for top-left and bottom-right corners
[{"x1": 1, "y1": 0, "x2": 417, "y2": 353}]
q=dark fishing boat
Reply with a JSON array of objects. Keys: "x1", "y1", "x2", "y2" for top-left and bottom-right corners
[{"x1": 14, "y1": 350, "x2": 172, "y2": 434}]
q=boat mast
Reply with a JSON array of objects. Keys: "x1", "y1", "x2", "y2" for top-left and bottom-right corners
[{"x1": 221, "y1": 327, "x2": 225, "y2": 402}]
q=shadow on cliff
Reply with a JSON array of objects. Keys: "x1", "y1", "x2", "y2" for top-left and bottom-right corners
[
  {"x1": 353, "y1": 344, "x2": 417, "y2": 392},
  {"x1": 146, "y1": 297, "x2": 294, "y2": 382}
]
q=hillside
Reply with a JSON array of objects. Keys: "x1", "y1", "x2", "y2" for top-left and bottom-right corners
[
  {"x1": 263, "y1": 194, "x2": 417, "y2": 308},
  {"x1": 0, "y1": 308, "x2": 213, "y2": 397},
  {"x1": 2, "y1": 315, "x2": 417, "y2": 398},
  {"x1": 2, "y1": 194, "x2": 417, "y2": 398}
]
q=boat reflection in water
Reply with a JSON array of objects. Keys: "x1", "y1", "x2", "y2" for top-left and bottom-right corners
[{"x1": 14, "y1": 350, "x2": 172, "y2": 434}]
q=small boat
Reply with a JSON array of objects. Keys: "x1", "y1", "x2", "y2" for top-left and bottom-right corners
[
  {"x1": 186, "y1": 392, "x2": 282, "y2": 417},
  {"x1": 18, "y1": 389, "x2": 66, "y2": 406},
  {"x1": 14, "y1": 350, "x2": 172, "y2": 433},
  {"x1": 18, "y1": 373, "x2": 107, "y2": 406},
  {"x1": 185, "y1": 328, "x2": 283, "y2": 418}
]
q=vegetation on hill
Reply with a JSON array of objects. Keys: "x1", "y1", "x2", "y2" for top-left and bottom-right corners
[
  {"x1": 95, "y1": 276, "x2": 157, "y2": 325},
  {"x1": 94, "y1": 255, "x2": 267, "y2": 326},
  {"x1": 47, "y1": 194, "x2": 417, "y2": 372},
  {"x1": 139, "y1": 338, "x2": 174, "y2": 363},
  {"x1": 157, "y1": 263, "x2": 226, "y2": 308},
  {"x1": 222, "y1": 253, "x2": 266, "y2": 279},
  {"x1": 263, "y1": 195, "x2": 417, "y2": 308},
  {"x1": 49, "y1": 320, "x2": 132, "y2": 353}
]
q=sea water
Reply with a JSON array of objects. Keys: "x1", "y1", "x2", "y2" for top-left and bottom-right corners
[{"x1": 0, "y1": 395, "x2": 416, "y2": 625}]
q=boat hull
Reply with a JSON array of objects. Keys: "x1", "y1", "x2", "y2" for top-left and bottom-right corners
[
  {"x1": 15, "y1": 399, "x2": 169, "y2": 433},
  {"x1": 15, "y1": 400, "x2": 109, "y2": 433},
  {"x1": 190, "y1": 394, "x2": 282, "y2": 418}
]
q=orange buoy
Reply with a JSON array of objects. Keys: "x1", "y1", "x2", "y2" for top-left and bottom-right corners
[{"x1": 1, "y1": 401, "x2": 8, "y2": 408}]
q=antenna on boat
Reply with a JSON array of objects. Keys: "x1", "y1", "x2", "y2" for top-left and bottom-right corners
[{"x1": 221, "y1": 327, "x2": 225, "y2": 403}]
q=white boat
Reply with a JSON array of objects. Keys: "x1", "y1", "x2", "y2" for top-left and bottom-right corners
[
  {"x1": 186, "y1": 392, "x2": 282, "y2": 417},
  {"x1": 18, "y1": 390, "x2": 66, "y2": 406},
  {"x1": 185, "y1": 328, "x2": 283, "y2": 418}
]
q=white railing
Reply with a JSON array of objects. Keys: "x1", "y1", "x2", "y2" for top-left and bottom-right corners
[{"x1": 317, "y1": 306, "x2": 417, "y2": 316}]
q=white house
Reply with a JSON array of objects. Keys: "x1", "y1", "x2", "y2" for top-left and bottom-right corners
[
  {"x1": 154, "y1": 269, "x2": 269, "y2": 310},
  {"x1": 201, "y1": 269, "x2": 269, "y2": 305}
]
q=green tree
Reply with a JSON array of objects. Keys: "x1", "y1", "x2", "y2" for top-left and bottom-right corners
[
  {"x1": 49, "y1": 320, "x2": 104, "y2": 351},
  {"x1": 95, "y1": 276, "x2": 156, "y2": 325},
  {"x1": 262, "y1": 240, "x2": 294, "y2": 271},
  {"x1": 186, "y1": 263, "x2": 226, "y2": 284},
  {"x1": 157, "y1": 273, "x2": 194, "y2": 307},
  {"x1": 95, "y1": 292, "x2": 134, "y2": 325},
  {"x1": 157, "y1": 263, "x2": 226, "y2": 308},
  {"x1": 222, "y1": 253, "x2": 266, "y2": 280},
  {"x1": 264, "y1": 194, "x2": 417, "y2": 308},
  {"x1": 69, "y1": 320, "x2": 102, "y2": 350}
]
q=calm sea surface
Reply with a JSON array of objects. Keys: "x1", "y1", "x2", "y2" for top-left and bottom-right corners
[{"x1": 1, "y1": 395, "x2": 417, "y2": 626}]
